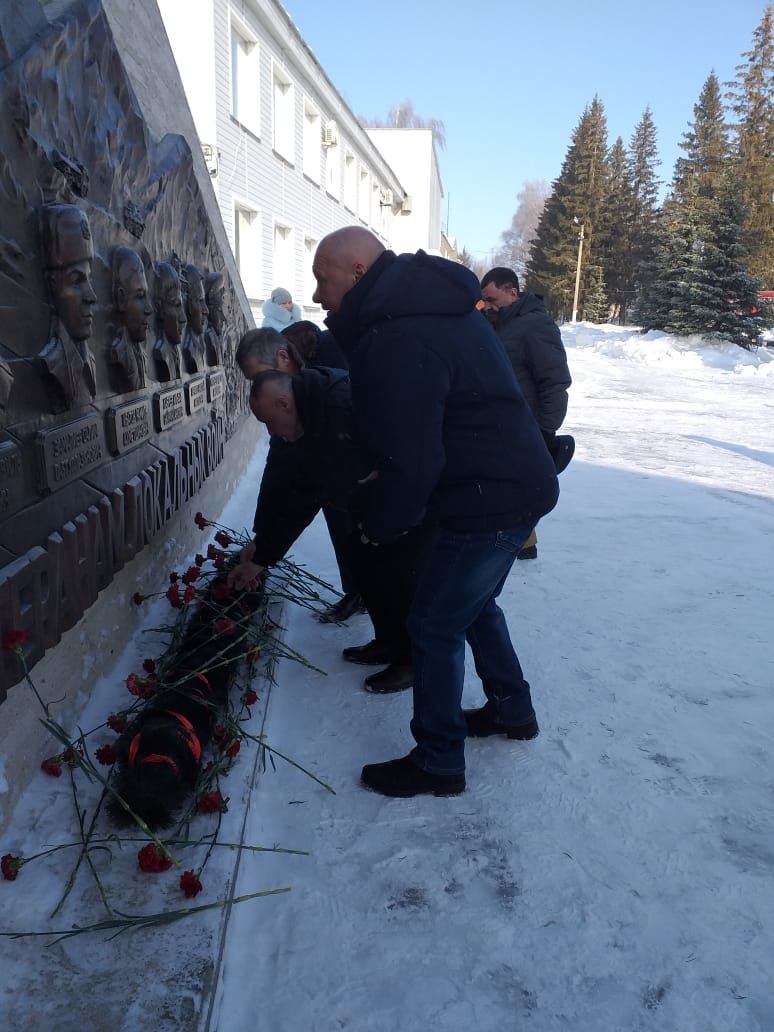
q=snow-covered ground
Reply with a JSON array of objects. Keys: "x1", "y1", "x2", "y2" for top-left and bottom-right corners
[{"x1": 2, "y1": 325, "x2": 774, "y2": 1030}]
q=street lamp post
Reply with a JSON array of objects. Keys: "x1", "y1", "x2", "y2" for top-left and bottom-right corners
[{"x1": 571, "y1": 220, "x2": 585, "y2": 324}]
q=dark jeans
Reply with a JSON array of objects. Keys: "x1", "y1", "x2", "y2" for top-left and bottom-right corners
[
  {"x1": 322, "y1": 504, "x2": 357, "y2": 594},
  {"x1": 345, "y1": 520, "x2": 436, "y2": 660},
  {"x1": 407, "y1": 523, "x2": 536, "y2": 775}
]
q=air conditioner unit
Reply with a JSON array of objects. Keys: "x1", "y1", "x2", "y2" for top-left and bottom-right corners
[
  {"x1": 400, "y1": 194, "x2": 413, "y2": 215},
  {"x1": 380, "y1": 188, "x2": 394, "y2": 207},
  {"x1": 322, "y1": 120, "x2": 339, "y2": 147}
]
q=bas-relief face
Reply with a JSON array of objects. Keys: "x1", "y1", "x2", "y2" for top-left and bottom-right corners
[
  {"x1": 118, "y1": 266, "x2": 153, "y2": 343},
  {"x1": 48, "y1": 260, "x2": 96, "y2": 341},
  {"x1": 161, "y1": 283, "x2": 186, "y2": 345},
  {"x1": 187, "y1": 279, "x2": 209, "y2": 335},
  {"x1": 207, "y1": 285, "x2": 225, "y2": 335}
]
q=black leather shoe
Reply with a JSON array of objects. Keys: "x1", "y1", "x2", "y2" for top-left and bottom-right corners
[
  {"x1": 318, "y1": 592, "x2": 366, "y2": 624},
  {"x1": 364, "y1": 663, "x2": 413, "y2": 694},
  {"x1": 517, "y1": 544, "x2": 538, "y2": 561},
  {"x1": 464, "y1": 706, "x2": 539, "y2": 740},
  {"x1": 360, "y1": 754, "x2": 465, "y2": 797},
  {"x1": 342, "y1": 640, "x2": 400, "y2": 665}
]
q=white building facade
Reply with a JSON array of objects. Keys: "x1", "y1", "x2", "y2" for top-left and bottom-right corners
[{"x1": 157, "y1": 0, "x2": 433, "y2": 325}]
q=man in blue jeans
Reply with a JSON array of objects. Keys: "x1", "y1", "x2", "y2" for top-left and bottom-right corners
[{"x1": 314, "y1": 227, "x2": 559, "y2": 797}]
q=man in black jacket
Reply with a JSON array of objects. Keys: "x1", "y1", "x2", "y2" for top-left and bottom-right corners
[
  {"x1": 480, "y1": 267, "x2": 572, "y2": 560},
  {"x1": 314, "y1": 227, "x2": 560, "y2": 797}
]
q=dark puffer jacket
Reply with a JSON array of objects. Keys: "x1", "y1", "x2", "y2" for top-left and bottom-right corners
[
  {"x1": 252, "y1": 367, "x2": 357, "y2": 566},
  {"x1": 493, "y1": 294, "x2": 571, "y2": 433},
  {"x1": 326, "y1": 250, "x2": 559, "y2": 544}
]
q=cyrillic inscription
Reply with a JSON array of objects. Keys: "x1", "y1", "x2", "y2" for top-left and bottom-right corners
[
  {"x1": 0, "y1": 442, "x2": 24, "y2": 516},
  {"x1": 36, "y1": 414, "x2": 108, "y2": 491},
  {"x1": 207, "y1": 370, "x2": 226, "y2": 403},
  {"x1": 186, "y1": 375, "x2": 207, "y2": 415},
  {"x1": 105, "y1": 399, "x2": 153, "y2": 455},
  {"x1": 153, "y1": 386, "x2": 186, "y2": 432}
]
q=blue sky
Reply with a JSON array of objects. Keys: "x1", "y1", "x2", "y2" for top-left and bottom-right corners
[{"x1": 282, "y1": 0, "x2": 769, "y2": 261}]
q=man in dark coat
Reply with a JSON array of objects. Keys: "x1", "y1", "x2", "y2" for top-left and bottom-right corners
[
  {"x1": 314, "y1": 227, "x2": 560, "y2": 797},
  {"x1": 480, "y1": 267, "x2": 572, "y2": 559}
]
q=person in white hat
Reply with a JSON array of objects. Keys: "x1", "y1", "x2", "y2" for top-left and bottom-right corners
[{"x1": 261, "y1": 287, "x2": 301, "y2": 332}]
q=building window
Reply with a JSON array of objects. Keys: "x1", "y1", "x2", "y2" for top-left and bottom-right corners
[
  {"x1": 234, "y1": 204, "x2": 262, "y2": 300},
  {"x1": 343, "y1": 149, "x2": 357, "y2": 213},
  {"x1": 372, "y1": 180, "x2": 382, "y2": 230},
  {"x1": 230, "y1": 19, "x2": 260, "y2": 137},
  {"x1": 273, "y1": 222, "x2": 295, "y2": 295},
  {"x1": 304, "y1": 236, "x2": 319, "y2": 305},
  {"x1": 272, "y1": 63, "x2": 295, "y2": 164},
  {"x1": 303, "y1": 98, "x2": 321, "y2": 183},
  {"x1": 358, "y1": 166, "x2": 371, "y2": 224},
  {"x1": 325, "y1": 137, "x2": 340, "y2": 199}
]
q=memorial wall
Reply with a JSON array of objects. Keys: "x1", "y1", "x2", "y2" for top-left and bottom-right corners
[{"x1": 0, "y1": 0, "x2": 253, "y2": 700}]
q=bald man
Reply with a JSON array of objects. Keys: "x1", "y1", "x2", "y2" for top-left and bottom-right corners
[{"x1": 313, "y1": 227, "x2": 560, "y2": 797}]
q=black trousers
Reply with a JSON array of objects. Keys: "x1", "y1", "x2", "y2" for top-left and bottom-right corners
[
  {"x1": 345, "y1": 519, "x2": 437, "y2": 661},
  {"x1": 322, "y1": 504, "x2": 357, "y2": 594}
]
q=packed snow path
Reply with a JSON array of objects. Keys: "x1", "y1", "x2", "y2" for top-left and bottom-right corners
[{"x1": 211, "y1": 328, "x2": 774, "y2": 1031}]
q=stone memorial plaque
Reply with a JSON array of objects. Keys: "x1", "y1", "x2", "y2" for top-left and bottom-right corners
[
  {"x1": 207, "y1": 369, "x2": 226, "y2": 403},
  {"x1": 186, "y1": 375, "x2": 207, "y2": 415},
  {"x1": 0, "y1": 442, "x2": 24, "y2": 518},
  {"x1": 36, "y1": 414, "x2": 108, "y2": 492},
  {"x1": 105, "y1": 399, "x2": 153, "y2": 455},
  {"x1": 153, "y1": 386, "x2": 186, "y2": 432}
]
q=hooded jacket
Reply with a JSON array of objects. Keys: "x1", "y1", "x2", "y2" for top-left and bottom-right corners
[
  {"x1": 326, "y1": 250, "x2": 559, "y2": 543},
  {"x1": 493, "y1": 293, "x2": 571, "y2": 432},
  {"x1": 261, "y1": 298, "x2": 302, "y2": 333},
  {"x1": 252, "y1": 367, "x2": 357, "y2": 566}
]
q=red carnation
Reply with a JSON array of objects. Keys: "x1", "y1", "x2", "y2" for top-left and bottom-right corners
[
  {"x1": 95, "y1": 743, "x2": 117, "y2": 766},
  {"x1": 182, "y1": 565, "x2": 201, "y2": 585},
  {"x1": 243, "y1": 688, "x2": 258, "y2": 706},
  {"x1": 206, "y1": 543, "x2": 218, "y2": 560},
  {"x1": 166, "y1": 584, "x2": 183, "y2": 609},
  {"x1": 211, "y1": 582, "x2": 231, "y2": 603},
  {"x1": 214, "y1": 555, "x2": 226, "y2": 570},
  {"x1": 137, "y1": 843, "x2": 173, "y2": 873},
  {"x1": 215, "y1": 617, "x2": 236, "y2": 637},
  {"x1": 180, "y1": 869, "x2": 203, "y2": 898},
  {"x1": 132, "y1": 592, "x2": 145, "y2": 606},
  {"x1": 41, "y1": 757, "x2": 63, "y2": 778},
  {"x1": 183, "y1": 585, "x2": 196, "y2": 604},
  {"x1": 212, "y1": 723, "x2": 226, "y2": 742},
  {"x1": 214, "y1": 531, "x2": 232, "y2": 547},
  {"x1": 195, "y1": 554, "x2": 205, "y2": 567},
  {"x1": 1, "y1": 629, "x2": 31, "y2": 652},
  {"x1": 194, "y1": 512, "x2": 208, "y2": 530},
  {"x1": 197, "y1": 790, "x2": 227, "y2": 814},
  {"x1": 225, "y1": 739, "x2": 241, "y2": 759},
  {"x1": 142, "y1": 658, "x2": 156, "y2": 674},
  {"x1": 127, "y1": 674, "x2": 155, "y2": 699},
  {"x1": 169, "y1": 571, "x2": 179, "y2": 584},
  {"x1": 1, "y1": 854, "x2": 23, "y2": 881},
  {"x1": 106, "y1": 712, "x2": 128, "y2": 733}
]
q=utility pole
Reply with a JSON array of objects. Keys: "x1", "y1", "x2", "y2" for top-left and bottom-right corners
[{"x1": 571, "y1": 221, "x2": 585, "y2": 323}]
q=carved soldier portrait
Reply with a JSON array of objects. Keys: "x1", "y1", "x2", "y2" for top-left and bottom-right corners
[
  {"x1": 108, "y1": 247, "x2": 152, "y2": 393},
  {"x1": 152, "y1": 261, "x2": 185, "y2": 382},
  {"x1": 37, "y1": 203, "x2": 98, "y2": 412},
  {"x1": 181, "y1": 263, "x2": 208, "y2": 374},
  {"x1": 204, "y1": 270, "x2": 225, "y2": 366}
]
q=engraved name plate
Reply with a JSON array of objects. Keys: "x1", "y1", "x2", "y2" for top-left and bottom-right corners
[
  {"x1": 153, "y1": 386, "x2": 186, "y2": 432},
  {"x1": 186, "y1": 375, "x2": 207, "y2": 415},
  {"x1": 207, "y1": 370, "x2": 226, "y2": 403},
  {"x1": 36, "y1": 414, "x2": 108, "y2": 491},
  {"x1": 0, "y1": 441, "x2": 24, "y2": 516},
  {"x1": 105, "y1": 399, "x2": 153, "y2": 455}
]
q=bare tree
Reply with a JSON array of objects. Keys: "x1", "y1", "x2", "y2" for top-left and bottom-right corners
[
  {"x1": 494, "y1": 180, "x2": 550, "y2": 278},
  {"x1": 360, "y1": 98, "x2": 446, "y2": 150}
]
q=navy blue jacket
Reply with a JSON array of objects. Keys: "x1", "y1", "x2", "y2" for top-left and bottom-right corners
[
  {"x1": 326, "y1": 250, "x2": 559, "y2": 543},
  {"x1": 493, "y1": 293, "x2": 571, "y2": 433},
  {"x1": 252, "y1": 368, "x2": 357, "y2": 566}
]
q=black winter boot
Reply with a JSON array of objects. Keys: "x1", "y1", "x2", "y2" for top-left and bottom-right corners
[
  {"x1": 517, "y1": 544, "x2": 538, "y2": 561},
  {"x1": 342, "y1": 640, "x2": 401, "y2": 665},
  {"x1": 363, "y1": 663, "x2": 413, "y2": 694},
  {"x1": 319, "y1": 592, "x2": 367, "y2": 623},
  {"x1": 464, "y1": 706, "x2": 540, "y2": 740},
  {"x1": 360, "y1": 755, "x2": 465, "y2": 797}
]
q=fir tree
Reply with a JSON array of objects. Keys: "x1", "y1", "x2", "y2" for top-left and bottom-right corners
[
  {"x1": 601, "y1": 137, "x2": 636, "y2": 321},
  {"x1": 628, "y1": 107, "x2": 662, "y2": 318},
  {"x1": 726, "y1": 4, "x2": 774, "y2": 286},
  {"x1": 583, "y1": 265, "x2": 610, "y2": 323},
  {"x1": 673, "y1": 72, "x2": 729, "y2": 208}
]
